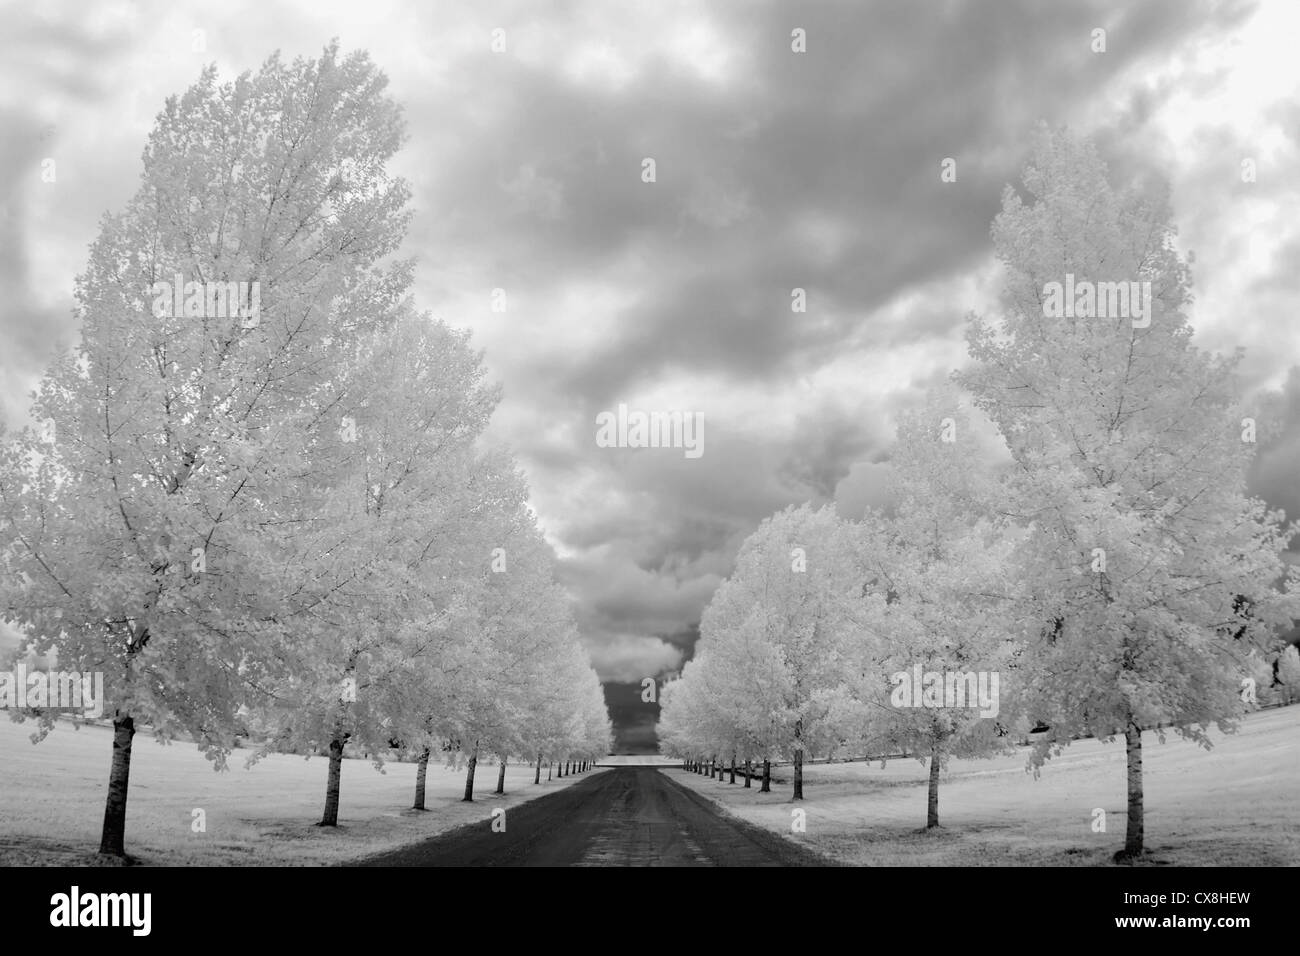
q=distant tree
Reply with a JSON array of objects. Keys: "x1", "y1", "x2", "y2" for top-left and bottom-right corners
[
  {"x1": 695, "y1": 505, "x2": 863, "y2": 799},
  {"x1": 243, "y1": 309, "x2": 500, "y2": 826},
  {"x1": 1277, "y1": 645, "x2": 1300, "y2": 704},
  {"x1": 845, "y1": 395, "x2": 1023, "y2": 828}
]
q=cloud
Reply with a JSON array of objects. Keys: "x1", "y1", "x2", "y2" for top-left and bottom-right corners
[
  {"x1": 601, "y1": 681, "x2": 661, "y2": 754},
  {"x1": 583, "y1": 634, "x2": 684, "y2": 684}
]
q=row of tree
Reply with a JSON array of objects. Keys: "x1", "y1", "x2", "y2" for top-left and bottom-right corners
[
  {"x1": 658, "y1": 127, "x2": 1300, "y2": 860},
  {"x1": 0, "y1": 43, "x2": 611, "y2": 858}
]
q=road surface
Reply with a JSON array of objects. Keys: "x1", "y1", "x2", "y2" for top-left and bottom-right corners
[{"x1": 354, "y1": 767, "x2": 831, "y2": 866}]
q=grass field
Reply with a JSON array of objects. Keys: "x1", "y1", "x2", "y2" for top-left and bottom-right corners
[
  {"x1": 667, "y1": 705, "x2": 1300, "y2": 866},
  {"x1": 4, "y1": 708, "x2": 1295, "y2": 867},
  {"x1": 0, "y1": 718, "x2": 597, "y2": 866}
]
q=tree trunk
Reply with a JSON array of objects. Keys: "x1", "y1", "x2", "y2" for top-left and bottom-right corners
[
  {"x1": 413, "y1": 746, "x2": 431, "y2": 810},
  {"x1": 744, "y1": 759, "x2": 752, "y2": 788},
  {"x1": 1123, "y1": 721, "x2": 1144, "y2": 857},
  {"x1": 926, "y1": 742, "x2": 941, "y2": 828},
  {"x1": 535, "y1": 753, "x2": 542, "y2": 785},
  {"x1": 729, "y1": 758, "x2": 736, "y2": 784},
  {"x1": 792, "y1": 719, "x2": 804, "y2": 800},
  {"x1": 761, "y1": 759, "x2": 771, "y2": 792},
  {"x1": 98, "y1": 713, "x2": 136, "y2": 855},
  {"x1": 320, "y1": 736, "x2": 345, "y2": 826},
  {"x1": 462, "y1": 744, "x2": 478, "y2": 802},
  {"x1": 547, "y1": 760, "x2": 553, "y2": 781},
  {"x1": 495, "y1": 756, "x2": 507, "y2": 795}
]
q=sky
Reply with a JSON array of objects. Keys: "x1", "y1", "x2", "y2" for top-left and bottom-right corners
[{"x1": 2, "y1": 0, "x2": 1299, "y2": 752}]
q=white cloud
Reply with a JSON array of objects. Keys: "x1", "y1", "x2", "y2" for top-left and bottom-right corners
[{"x1": 584, "y1": 633, "x2": 683, "y2": 683}]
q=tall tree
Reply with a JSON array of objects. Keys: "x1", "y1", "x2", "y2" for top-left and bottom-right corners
[
  {"x1": 0, "y1": 42, "x2": 411, "y2": 857},
  {"x1": 957, "y1": 126, "x2": 1299, "y2": 859}
]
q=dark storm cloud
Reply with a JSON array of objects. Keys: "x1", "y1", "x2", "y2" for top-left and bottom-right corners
[
  {"x1": 0, "y1": 6, "x2": 148, "y2": 425},
  {"x1": 403, "y1": 0, "x2": 1261, "y2": 694},
  {"x1": 603, "y1": 682, "x2": 660, "y2": 754},
  {"x1": 0, "y1": 119, "x2": 79, "y2": 424},
  {"x1": 405, "y1": 0, "x2": 1251, "y2": 402},
  {"x1": 1250, "y1": 367, "x2": 1300, "y2": 544}
]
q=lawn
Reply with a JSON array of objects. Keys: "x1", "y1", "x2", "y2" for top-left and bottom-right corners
[
  {"x1": 665, "y1": 705, "x2": 1300, "y2": 865},
  {"x1": 0, "y1": 717, "x2": 597, "y2": 866}
]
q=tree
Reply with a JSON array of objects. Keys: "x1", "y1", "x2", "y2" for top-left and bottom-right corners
[
  {"x1": 526, "y1": 640, "x2": 611, "y2": 779},
  {"x1": 242, "y1": 309, "x2": 502, "y2": 826},
  {"x1": 842, "y1": 395, "x2": 1023, "y2": 828},
  {"x1": 448, "y1": 520, "x2": 565, "y2": 799},
  {"x1": 687, "y1": 504, "x2": 863, "y2": 799},
  {"x1": 429, "y1": 497, "x2": 611, "y2": 802},
  {"x1": 657, "y1": 659, "x2": 732, "y2": 773},
  {"x1": 0, "y1": 42, "x2": 412, "y2": 857},
  {"x1": 956, "y1": 126, "x2": 1300, "y2": 859}
]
